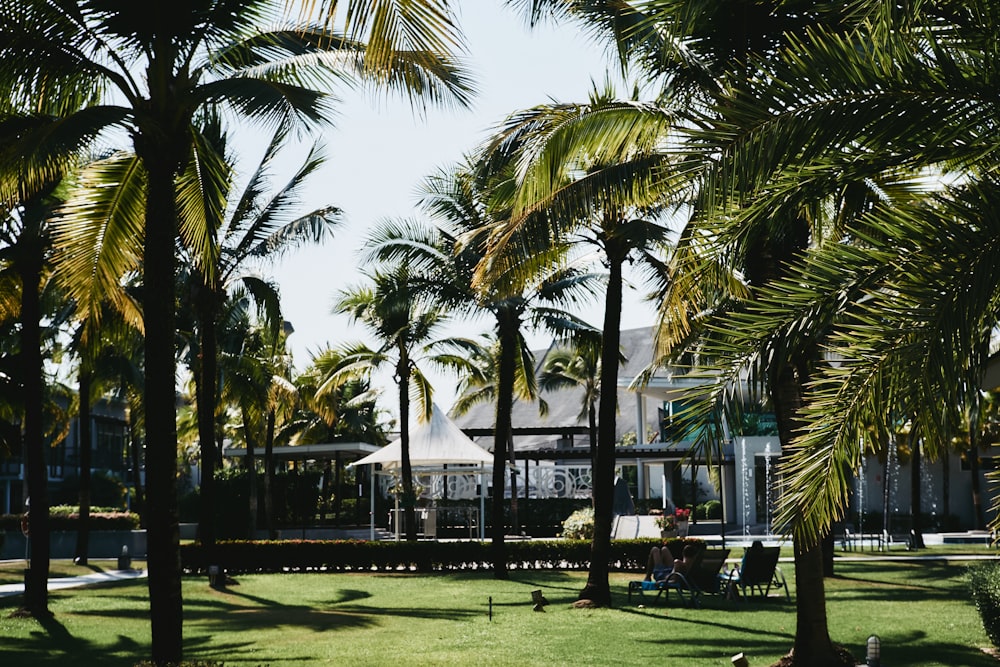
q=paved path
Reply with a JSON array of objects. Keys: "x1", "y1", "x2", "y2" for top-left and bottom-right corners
[{"x1": 0, "y1": 569, "x2": 147, "y2": 599}]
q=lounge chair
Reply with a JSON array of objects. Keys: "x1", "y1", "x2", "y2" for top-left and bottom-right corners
[
  {"x1": 628, "y1": 547, "x2": 730, "y2": 608},
  {"x1": 719, "y1": 544, "x2": 790, "y2": 601}
]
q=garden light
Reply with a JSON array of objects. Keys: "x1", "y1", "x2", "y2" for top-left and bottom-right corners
[{"x1": 866, "y1": 634, "x2": 881, "y2": 667}]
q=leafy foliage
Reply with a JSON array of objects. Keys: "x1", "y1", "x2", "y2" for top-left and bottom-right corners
[
  {"x1": 560, "y1": 506, "x2": 594, "y2": 540},
  {"x1": 180, "y1": 537, "x2": 704, "y2": 574},
  {"x1": 970, "y1": 562, "x2": 1000, "y2": 648}
]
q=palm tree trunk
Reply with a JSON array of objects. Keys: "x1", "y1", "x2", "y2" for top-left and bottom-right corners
[
  {"x1": 141, "y1": 151, "x2": 184, "y2": 665},
  {"x1": 128, "y1": 401, "x2": 145, "y2": 528},
  {"x1": 791, "y1": 539, "x2": 843, "y2": 665},
  {"x1": 264, "y1": 409, "x2": 276, "y2": 538},
  {"x1": 588, "y1": 399, "x2": 597, "y2": 510},
  {"x1": 969, "y1": 445, "x2": 984, "y2": 530},
  {"x1": 910, "y1": 436, "x2": 924, "y2": 548},
  {"x1": 20, "y1": 229, "x2": 49, "y2": 617},
  {"x1": 74, "y1": 368, "x2": 93, "y2": 565},
  {"x1": 772, "y1": 362, "x2": 839, "y2": 665},
  {"x1": 243, "y1": 408, "x2": 258, "y2": 537},
  {"x1": 578, "y1": 242, "x2": 625, "y2": 606},
  {"x1": 195, "y1": 286, "x2": 218, "y2": 556},
  {"x1": 491, "y1": 311, "x2": 520, "y2": 579},
  {"x1": 397, "y1": 356, "x2": 417, "y2": 542}
]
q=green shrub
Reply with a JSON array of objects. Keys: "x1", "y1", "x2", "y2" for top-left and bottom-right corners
[
  {"x1": 209, "y1": 468, "x2": 326, "y2": 538},
  {"x1": 51, "y1": 472, "x2": 127, "y2": 508},
  {"x1": 697, "y1": 500, "x2": 722, "y2": 520},
  {"x1": 180, "y1": 536, "x2": 706, "y2": 575},
  {"x1": 560, "y1": 507, "x2": 594, "y2": 539},
  {"x1": 970, "y1": 561, "x2": 1000, "y2": 647},
  {"x1": 0, "y1": 510, "x2": 139, "y2": 531}
]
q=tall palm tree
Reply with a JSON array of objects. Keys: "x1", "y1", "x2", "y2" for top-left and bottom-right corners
[
  {"x1": 331, "y1": 266, "x2": 475, "y2": 541},
  {"x1": 182, "y1": 118, "x2": 341, "y2": 556},
  {"x1": 450, "y1": 334, "x2": 536, "y2": 545},
  {"x1": 0, "y1": 174, "x2": 63, "y2": 617},
  {"x1": 363, "y1": 161, "x2": 600, "y2": 575},
  {"x1": 67, "y1": 302, "x2": 142, "y2": 566},
  {"x1": 284, "y1": 346, "x2": 391, "y2": 526},
  {"x1": 3, "y1": 3, "x2": 470, "y2": 659},
  {"x1": 669, "y1": 0, "x2": 1000, "y2": 529},
  {"x1": 502, "y1": 7, "x2": 883, "y2": 662},
  {"x1": 475, "y1": 85, "x2": 677, "y2": 605},
  {"x1": 641, "y1": 10, "x2": 1000, "y2": 666}
]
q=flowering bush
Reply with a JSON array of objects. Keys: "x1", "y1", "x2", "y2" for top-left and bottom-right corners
[
  {"x1": 654, "y1": 507, "x2": 691, "y2": 530},
  {"x1": 560, "y1": 507, "x2": 595, "y2": 540}
]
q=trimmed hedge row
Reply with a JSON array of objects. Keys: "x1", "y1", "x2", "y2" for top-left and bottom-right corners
[
  {"x1": 181, "y1": 537, "x2": 705, "y2": 575},
  {"x1": 0, "y1": 510, "x2": 140, "y2": 532},
  {"x1": 970, "y1": 561, "x2": 1000, "y2": 647}
]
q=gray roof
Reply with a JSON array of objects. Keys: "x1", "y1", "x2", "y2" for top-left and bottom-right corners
[{"x1": 450, "y1": 326, "x2": 662, "y2": 452}]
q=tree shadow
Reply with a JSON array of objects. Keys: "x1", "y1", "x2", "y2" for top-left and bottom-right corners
[{"x1": 1, "y1": 612, "x2": 133, "y2": 667}]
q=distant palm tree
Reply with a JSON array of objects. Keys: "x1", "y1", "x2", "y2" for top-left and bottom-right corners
[
  {"x1": 331, "y1": 266, "x2": 476, "y2": 541},
  {"x1": 0, "y1": 164, "x2": 74, "y2": 616},
  {"x1": 363, "y1": 161, "x2": 600, "y2": 575},
  {"x1": 287, "y1": 347, "x2": 390, "y2": 448},
  {"x1": 539, "y1": 335, "x2": 623, "y2": 464},
  {"x1": 184, "y1": 119, "x2": 341, "y2": 554},
  {"x1": 286, "y1": 347, "x2": 390, "y2": 526},
  {"x1": 476, "y1": 85, "x2": 676, "y2": 605},
  {"x1": 68, "y1": 302, "x2": 143, "y2": 565}
]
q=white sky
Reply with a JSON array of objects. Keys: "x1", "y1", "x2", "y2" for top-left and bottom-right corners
[{"x1": 256, "y1": 2, "x2": 660, "y2": 417}]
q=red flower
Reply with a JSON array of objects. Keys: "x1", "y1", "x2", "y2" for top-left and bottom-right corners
[{"x1": 674, "y1": 507, "x2": 691, "y2": 520}]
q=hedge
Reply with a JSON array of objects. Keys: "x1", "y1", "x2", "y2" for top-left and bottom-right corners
[
  {"x1": 970, "y1": 561, "x2": 1000, "y2": 647},
  {"x1": 181, "y1": 537, "x2": 705, "y2": 575},
  {"x1": 0, "y1": 510, "x2": 140, "y2": 532}
]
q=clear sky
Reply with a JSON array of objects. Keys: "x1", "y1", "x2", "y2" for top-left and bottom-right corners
[{"x1": 259, "y1": 2, "x2": 659, "y2": 416}]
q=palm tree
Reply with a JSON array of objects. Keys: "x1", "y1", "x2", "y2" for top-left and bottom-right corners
[
  {"x1": 501, "y1": 7, "x2": 889, "y2": 662},
  {"x1": 331, "y1": 266, "x2": 474, "y2": 541},
  {"x1": 475, "y1": 85, "x2": 676, "y2": 605},
  {"x1": 181, "y1": 118, "x2": 341, "y2": 556},
  {"x1": 666, "y1": 0, "x2": 1000, "y2": 529},
  {"x1": 286, "y1": 347, "x2": 390, "y2": 448},
  {"x1": 2, "y1": 3, "x2": 470, "y2": 658},
  {"x1": 284, "y1": 347, "x2": 390, "y2": 526},
  {"x1": 449, "y1": 334, "x2": 536, "y2": 544},
  {"x1": 642, "y1": 10, "x2": 1000, "y2": 665},
  {"x1": 68, "y1": 304, "x2": 142, "y2": 566},
  {"x1": 362, "y1": 160, "x2": 600, "y2": 575},
  {"x1": 0, "y1": 175, "x2": 62, "y2": 616},
  {"x1": 539, "y1": 334, "x2": 621, "y2": 464}
]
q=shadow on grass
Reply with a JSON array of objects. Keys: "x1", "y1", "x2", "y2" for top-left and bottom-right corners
[
  {"x1": 2, "y1": 612, "x2": 138, "y2": 667},
  {"x1": 510, "y1": 573, "x2": 583, "y2": 594}
]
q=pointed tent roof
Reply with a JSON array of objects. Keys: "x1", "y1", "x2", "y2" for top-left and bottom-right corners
[{"x1": 351, "y1": 404, "x2": 492, "y2": 471}]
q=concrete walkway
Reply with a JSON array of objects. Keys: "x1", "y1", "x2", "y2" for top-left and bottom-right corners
[{"x1": 0, "y1": 568, "x2": 147, "y2": 599}]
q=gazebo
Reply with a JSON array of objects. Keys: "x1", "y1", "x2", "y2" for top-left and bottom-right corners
[{"x1": 350, "y1": 404, "x2": 494, "y2": 540}]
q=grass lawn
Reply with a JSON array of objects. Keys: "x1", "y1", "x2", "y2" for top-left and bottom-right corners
[{"x1": 0, "y1": 553, "x2": 997, "y2": 666}]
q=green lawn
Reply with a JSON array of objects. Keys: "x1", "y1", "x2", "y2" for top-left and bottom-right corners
[{"x1": 0, "y1": 555, "x2": 996, "y2": 666}]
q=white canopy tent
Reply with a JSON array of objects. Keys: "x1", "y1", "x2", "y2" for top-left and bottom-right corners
[{"x1": 350, "y1": 404, "x2": 493, "y2": 540}]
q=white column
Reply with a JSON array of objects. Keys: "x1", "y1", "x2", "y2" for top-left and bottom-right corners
[{"x1": 635, "y1": 392, "x2": 647, "y2": 499}]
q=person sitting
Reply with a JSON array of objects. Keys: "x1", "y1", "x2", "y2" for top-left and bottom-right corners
[
  {"x1": 644, "y1": 543, "x2": 699, "y2": 581},
  {"x1": 644, "y1": 544, "x2": 676, "y2": 581}
]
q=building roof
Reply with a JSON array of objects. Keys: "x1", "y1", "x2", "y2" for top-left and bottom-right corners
[{"x1": 451, "y1": 326, "x2": 668, "y2": 452}]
